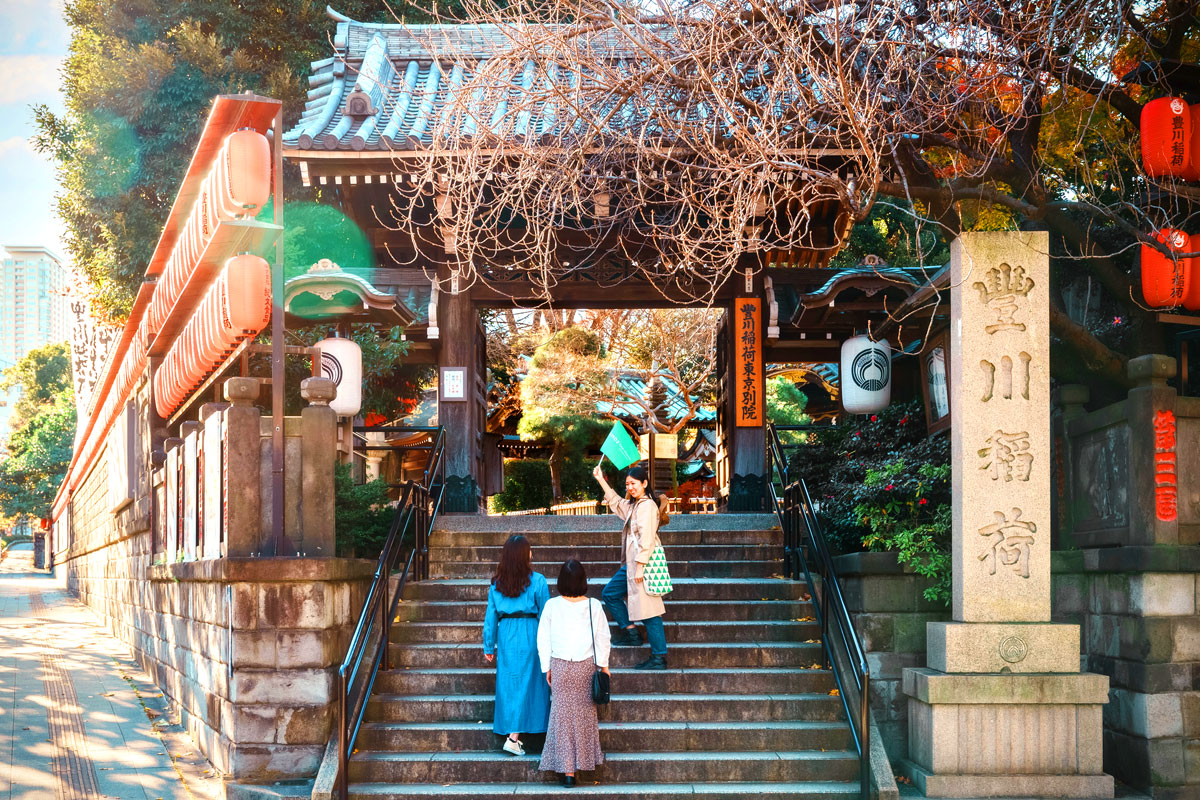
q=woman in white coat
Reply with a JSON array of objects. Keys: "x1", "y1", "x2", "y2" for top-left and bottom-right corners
[{"x1": 593, "y1": 464, "x2": 668, "y2": 670}]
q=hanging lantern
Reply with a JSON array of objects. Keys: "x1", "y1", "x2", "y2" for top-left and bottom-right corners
[
  {"x1": 1185, "y1": 237, "x2": 1200, "y2": 311},
  {"x1": 1142, "y1": 97, "x2": 1191, "y2": 178},
  {"x1": 841, "y1": 335, "x2": 891, "y2": 414},
  {"x1": 317, "y1": 338, "x2": 363, "y2": 417},
  {"x1": 1141, "y1": 228, "x2": 1192, "y2": 308},
  {"x1": 215, "y1": 129, "x2": 271, "y2": 218},
  {"x1": 1181, "y1": 105, "x2": 1200, "y2": 182},
  {"x1": 153, "y1": 254, "x2": 272, "y2": 418}
]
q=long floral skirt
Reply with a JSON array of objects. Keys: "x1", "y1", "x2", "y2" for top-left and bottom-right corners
[{"x1": 538, "y1": 657, "x2": 604, "y2": 774}]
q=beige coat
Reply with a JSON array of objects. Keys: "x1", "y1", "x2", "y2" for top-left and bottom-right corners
[{"x1": 605, "y1": 490, "x2": 667, "y2": 621}]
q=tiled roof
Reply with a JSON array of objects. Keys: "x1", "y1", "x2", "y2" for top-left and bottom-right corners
[
  {"x1": 285, "y1": 13, "x2": 647, "y2": 152},
  {"x1": 597, "y1": 372, "x2": 716, "y2": 425},
  {"x1": 285, "y1": 10, "x2": 832, "y2": 154}
]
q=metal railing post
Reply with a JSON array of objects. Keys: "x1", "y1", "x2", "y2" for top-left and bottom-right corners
[
  {"x1": 337, "y1": 671, "x2": 348, "y2": 800},
  {"x1": 861, "y1": 671, "x2": 871, "y2": 800}
]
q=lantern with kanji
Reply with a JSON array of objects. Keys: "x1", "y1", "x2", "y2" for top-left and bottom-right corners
[
  {"x1": 1141, "y1": 228, "x2": 1193, "y2": 308},
  {"x1": 841, "y1": 335, "x2": 891, "y2": 414},
  {"x1": 1142, "y1": 97, "x2": 1192, "y2": 178},
  {"x1": 317, "y1": 338, "x2": 363, "y2": 417}
]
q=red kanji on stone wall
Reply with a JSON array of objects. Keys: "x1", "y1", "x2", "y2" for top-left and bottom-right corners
[{"x1": 1153, "y1": 409, "x2": 1177, "y2": 522}]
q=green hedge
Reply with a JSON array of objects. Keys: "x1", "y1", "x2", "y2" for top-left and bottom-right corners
[{"x1": 491, "y1": 457, "x2": 628, "y2": 512}]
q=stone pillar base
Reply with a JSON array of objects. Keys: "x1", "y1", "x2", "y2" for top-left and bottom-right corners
[
  {"x1": 927, "y1": 621, "x2": 1080, "y2": 673},
  {"x1": 899, "y1": 761, "x2": 1115, "y2": 798},
  {"x1": 902, "y1": 668, "x2": 1114, "y2": 798}
]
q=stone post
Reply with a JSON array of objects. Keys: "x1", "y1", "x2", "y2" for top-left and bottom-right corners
[
  {"x1": 1052, "y1": 385, "x2": 1089, "y2": 550},
  {"x1": 224, "y1": 378, "x2": 263, "y2": 557},
  {"x1": 1124, "y1": 355, "x2": 1179, "y2": 546},
  {"x1": 299, "y1": 377, "x2": 337, "y2": 557},
  {"x1": 901, "y1": 232, "x2": 1113, "y2": 797}
]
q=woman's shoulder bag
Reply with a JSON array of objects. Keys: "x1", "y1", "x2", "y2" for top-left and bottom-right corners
[{"x1": 589, "y1": 598, "x2": 611, "y2": 704}]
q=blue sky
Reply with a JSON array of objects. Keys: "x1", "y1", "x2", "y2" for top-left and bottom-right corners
[{"x1": 0, "y1": 0, "x2": 69, "y2": 260}]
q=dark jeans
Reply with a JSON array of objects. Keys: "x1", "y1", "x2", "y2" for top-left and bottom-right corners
[{"x1": 602, "y1": 564, "x2": 667, "y2": 655}]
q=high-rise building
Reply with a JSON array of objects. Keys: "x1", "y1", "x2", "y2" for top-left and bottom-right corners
[{"x1": 0, "y1": 246, "x2": 70, "y2": 438}]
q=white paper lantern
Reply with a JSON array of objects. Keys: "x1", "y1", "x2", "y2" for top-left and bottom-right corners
[
  {"x1": 317, "y1": 337, "x2": 362, "y2": 417},
  {"x1": 841, "y1": 335, "x2": 891, "y2": 414}
]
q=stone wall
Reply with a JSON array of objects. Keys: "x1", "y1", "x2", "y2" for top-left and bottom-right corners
[
  {"x1": 834, "y1": 551, "x2": 950, "y2": 763},
  {"x1": 52, "y1": 378, "x2": 371, "y2": 793},
  {"x1": 1051, "y1": 356, "x2": 1200, "y2": 799},
  {"x1": 1053, "y1": 550, "x2": 1200, "y2": 800}
]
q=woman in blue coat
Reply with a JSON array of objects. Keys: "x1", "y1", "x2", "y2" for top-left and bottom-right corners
[{"x1": 483, "y1": 534, "x2": 551, "y2": 755}]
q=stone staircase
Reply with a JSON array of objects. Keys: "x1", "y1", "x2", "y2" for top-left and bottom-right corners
[{"x1": 346, "y1": 514, "x2": 861, "y2": 798}]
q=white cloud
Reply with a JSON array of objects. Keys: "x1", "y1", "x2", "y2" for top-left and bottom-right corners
[
  {"x1": 0, "y1": 55, "x2": 64, "y2": 106},
  {"x1": 0, "y1": 136, "x2": 35, "y2": 160},
  {"x1": 0, "y1": 0, "x2": 69, "y2": 55}
]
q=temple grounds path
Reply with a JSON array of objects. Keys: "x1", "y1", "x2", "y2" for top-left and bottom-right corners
[{"x1": 0, "y1": 550, "x2": 221, "y2": 800}]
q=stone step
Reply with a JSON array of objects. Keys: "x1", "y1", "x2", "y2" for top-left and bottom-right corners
[
  {"x1": 431, "y1": 528, "x2": 784, "y2": 548},
  {"x1": 401, "y1": 578, "x2": 809, "y2": 603},
  {"x1": 390, "y1": 620, "x2": 820, "y2": 645},
  {"x1": 364, "y1": 693, "x2": 846, "y2": 723},
  {"x1": 346, "y1": 750, "x2": 860, "y2": 784},
  {"x1": 394, "y1": 599, "x2": 814, "y2": 623},
  {"x1": 374, "y1": 668, "x2": 836, "y2": 696},
  {"x1": 434, "y1": 514, "x2": 780, "y2": 534},
  {"x1": 427, "y1": 543, "x2": 785, "y2": 563},
  {"x1": 346, "y1": 781, "x2": 860, "y2": 799},
  {"x1": 434, "y1": 560, "x2": 781, "y2": 580},
  {"x1": 387, "y1": 642, "x2": 826, "y2": 669},
  {"x1": 355, "y1": 720, "x2": 854, "y2": 753}
]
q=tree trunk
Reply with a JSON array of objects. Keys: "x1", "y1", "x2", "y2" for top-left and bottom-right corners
[
  {"x1": 1049, "y1": 301, "x2": 1132, "y2": 389},
  {"x1": 548, "y1": 440, "x2": 564, "y2": 501}
]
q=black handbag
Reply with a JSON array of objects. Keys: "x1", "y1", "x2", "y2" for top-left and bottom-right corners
[{"x1": 588, "y1": 599, "x2": 611, "y2": 705}]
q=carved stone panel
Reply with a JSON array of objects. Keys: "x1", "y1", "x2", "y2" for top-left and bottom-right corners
[
  {"x1": 1070, "y1": 425, "x2": 1129, "y2": 534},
  {"x1": 950, "y1": 233, "x2": 1051, "y2": 623}
]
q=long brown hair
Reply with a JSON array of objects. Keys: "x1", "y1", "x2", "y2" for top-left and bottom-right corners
[{"x1": 492, "y1": 534, "x2": 533, "y2": 598}]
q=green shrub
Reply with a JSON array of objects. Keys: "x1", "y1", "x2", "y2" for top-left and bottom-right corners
[
  {"x1": 788, "y1": 399, "x2": 951, "y2": 606},
  {"x1": 491, "y1": 456, "x2": 636, "y2": 512},
  {"x1": 334, "y1": 463, "x2": 394, "y2": 558}
]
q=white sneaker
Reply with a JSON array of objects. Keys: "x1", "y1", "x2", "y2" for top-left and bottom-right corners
[{"x1": 502, "y1": 738, "x2": 525, "y2": 756}]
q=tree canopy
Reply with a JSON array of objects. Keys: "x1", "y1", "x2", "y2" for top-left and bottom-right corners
[
  {"x1": 397, "y1": 0, "x2": 1199, "y2": 391},
  {"x1": 0, "y1": 343, "x2": 77, "y2": 520},
  {"x1": 33, "y1": 0, "x2": 446, "y2": 322}
]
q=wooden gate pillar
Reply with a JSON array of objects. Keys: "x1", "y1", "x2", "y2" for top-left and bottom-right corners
[{"x1": 437, "y1": 281, "x2": 484, "y2": 512}]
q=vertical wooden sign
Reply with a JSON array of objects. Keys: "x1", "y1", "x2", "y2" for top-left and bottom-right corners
[{"x1": 734, "y1": 298, "x2": 763, "y2": 427}]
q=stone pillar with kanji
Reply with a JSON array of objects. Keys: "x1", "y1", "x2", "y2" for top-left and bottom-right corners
[{"x1": 900, "y1": 232, "x2": 1113, "y2": 797}]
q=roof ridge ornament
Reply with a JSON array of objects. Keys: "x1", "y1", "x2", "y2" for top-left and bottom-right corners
[{"x1": 326, "y1": 5, "x2": 354, "y2": 22}]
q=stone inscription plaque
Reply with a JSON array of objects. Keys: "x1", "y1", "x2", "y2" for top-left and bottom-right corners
[{"x1": 951, "y1": 233, "x2": 1051, "y2": 622}]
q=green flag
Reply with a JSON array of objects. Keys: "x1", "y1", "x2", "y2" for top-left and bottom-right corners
[{"x1": 600, "y1": 423, "x2": 640, "y2": 470}]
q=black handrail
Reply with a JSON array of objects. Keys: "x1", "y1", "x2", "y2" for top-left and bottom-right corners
[
  {"x1": 767, "y1": 423, "x2": 871, "y2": 800},
  {"x1": 334, "y1": 426, "x2": 446, "y2": 799}
]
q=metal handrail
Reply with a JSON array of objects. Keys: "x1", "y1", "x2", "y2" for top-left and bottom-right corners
[
  {"x1": 767, "y1": 422, "x2": 871, "y2": 800},
  {"x1": 334, "y1": 426, "x2": 446, "y2": 799}
]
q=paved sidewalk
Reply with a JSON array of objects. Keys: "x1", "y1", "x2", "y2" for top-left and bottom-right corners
[{"x1": 0, "y1": 550, "x2": 222, "y2": 800}]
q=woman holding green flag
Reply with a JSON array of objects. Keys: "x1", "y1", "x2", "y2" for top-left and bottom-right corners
[{"x1": 592, "y1": 464, "x2": 669, "y2": 670}]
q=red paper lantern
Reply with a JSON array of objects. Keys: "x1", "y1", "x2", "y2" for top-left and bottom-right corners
[
  {"x1": 1184, "y1": 240, "x2": 1200, "y2": 311},
  {"x1": 1181, "y1": 105, "x2": 1200, "y2": 182},
  {"x1": 1142, "y1": 97, "x2": 1191, "y2": 178},
  {"x1": 215, "y1": 130, "x2": 271, "y2": 218},
  {"x1": 153, "y1": 254, "x2": 271, "y2": 417},
  {"x1": 1141, "y1": 228, "x2": 1192, "y2": 308},
  {"x1": 147, "y1": 131, "x2": 272, "y2": 337}
]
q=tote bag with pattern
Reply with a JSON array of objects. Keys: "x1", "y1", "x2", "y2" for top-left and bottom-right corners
[{"x1": 644, "y1": 544, "x2": 673, "y2": 596}]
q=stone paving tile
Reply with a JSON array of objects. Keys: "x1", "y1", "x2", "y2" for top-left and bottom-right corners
[{"x1": 0, "y1": 551, "x2": 222, "y2": 800}]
